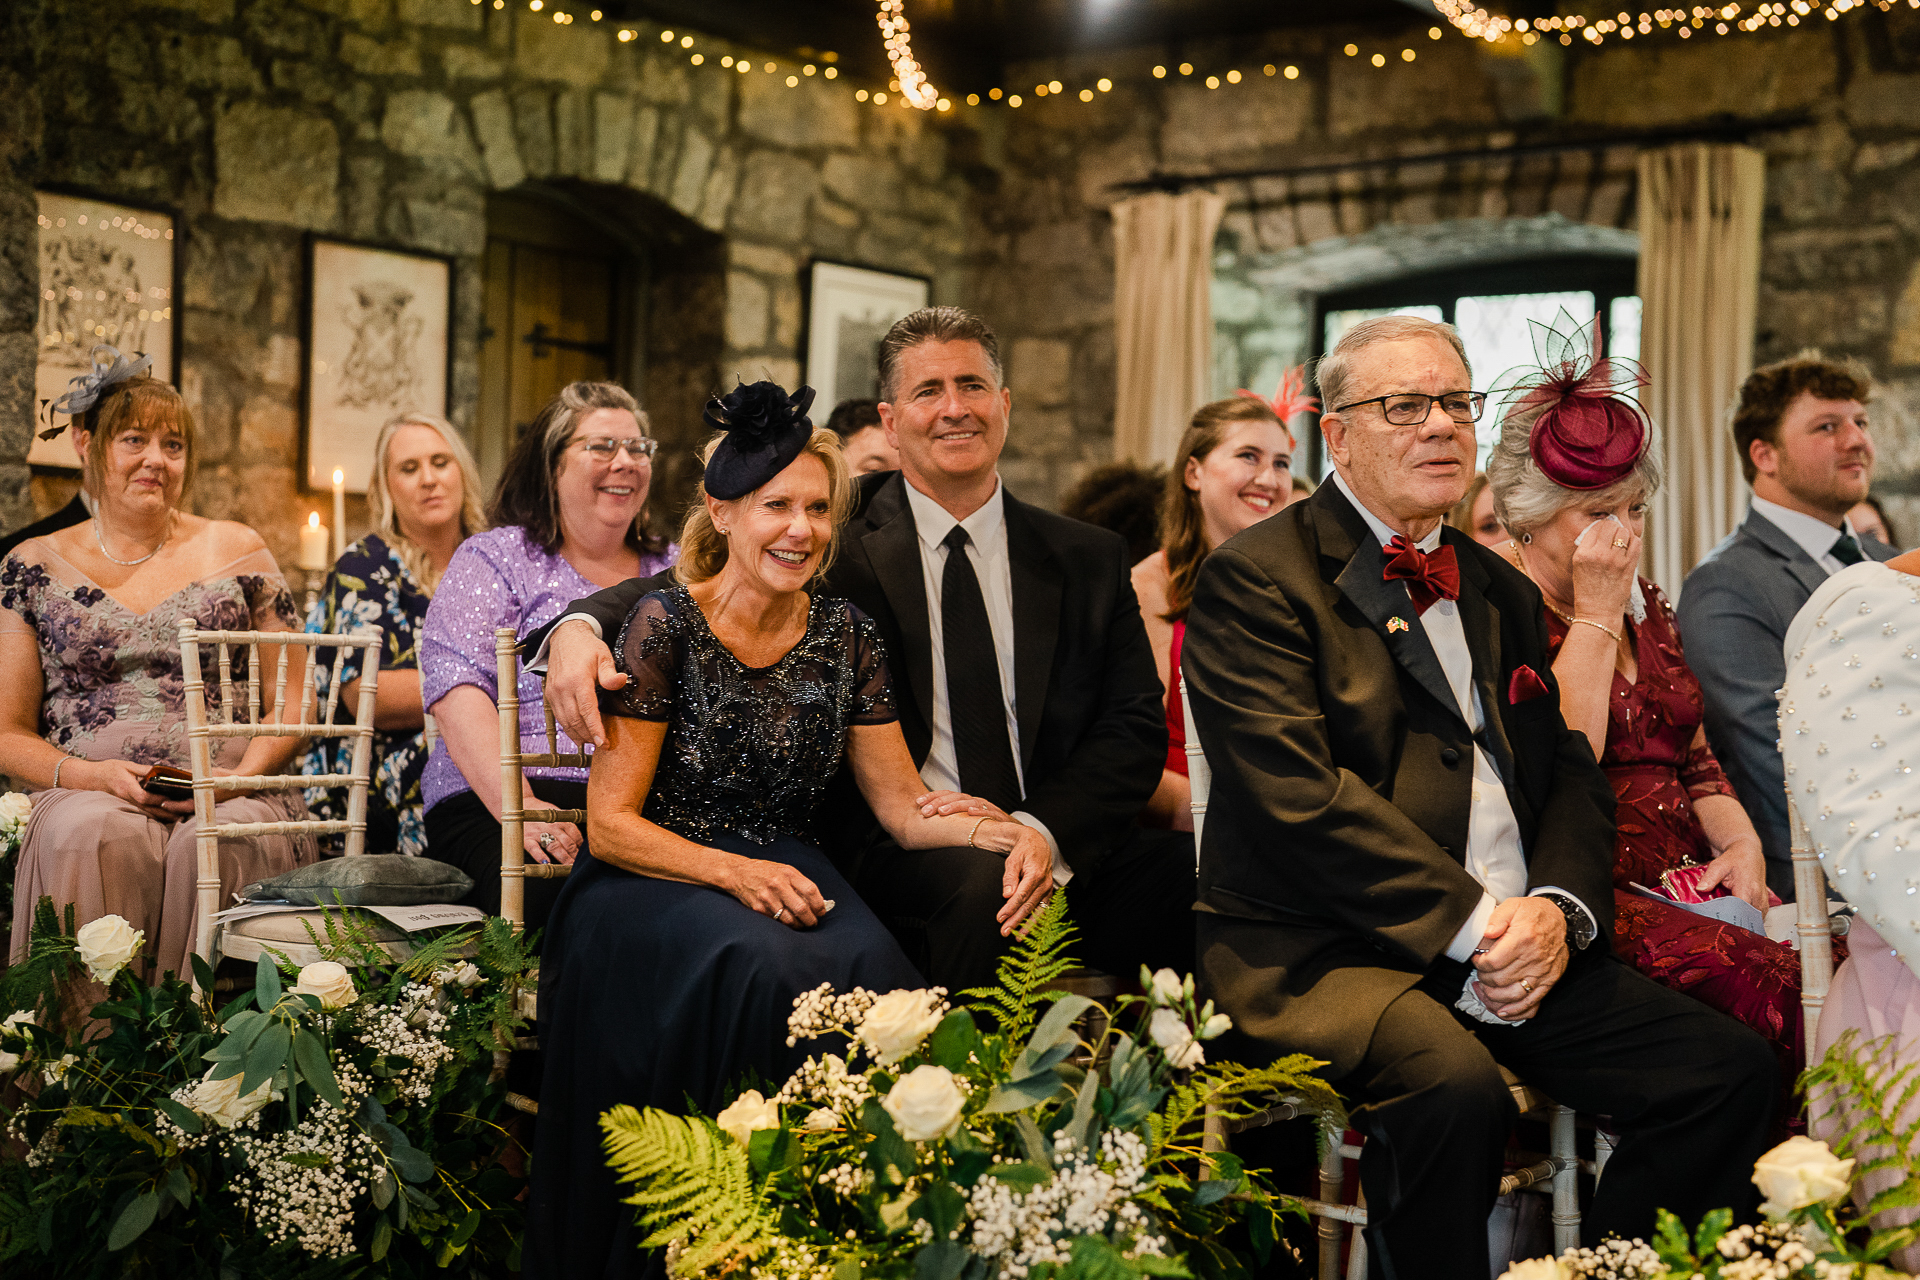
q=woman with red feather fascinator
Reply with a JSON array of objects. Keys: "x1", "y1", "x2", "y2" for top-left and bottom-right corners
[
  {"x1": 1486, "y1": 313, "x2": 1806, "y2": 1122},
  {"x1": 1132, "y1": 370, "x2": 1306, "y2": 829}
]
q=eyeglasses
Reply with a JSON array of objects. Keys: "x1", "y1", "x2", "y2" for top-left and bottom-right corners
[
  {"x1": 1333, "y1": 392, "x2": 1487, "y2": 426},
  {"x1": 576, "y1": 436, "x2": 658, "y2": 460}
]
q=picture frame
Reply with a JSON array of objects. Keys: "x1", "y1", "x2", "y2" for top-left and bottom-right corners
[
  {"x1": 802, "y1": 260, "x2": 931, "y2": 408},
  {"x1": 302, "y1": 236, "x2": 453, "y2": 494},
  {"x1": 31, "y1": 190, "x2": 180, "y2": 469}
]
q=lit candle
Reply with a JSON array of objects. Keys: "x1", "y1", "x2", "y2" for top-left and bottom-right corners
[
  {"x1": 331, "y1": 467, "x2": 347, "y2": 560},
  {"x1": 298, "y1": 511, "x2": 330, "y2": 572}
]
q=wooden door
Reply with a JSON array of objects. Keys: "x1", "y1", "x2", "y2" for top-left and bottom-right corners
[{"x1": 477, "y1": 194, "x2": 633, "y2": 488}]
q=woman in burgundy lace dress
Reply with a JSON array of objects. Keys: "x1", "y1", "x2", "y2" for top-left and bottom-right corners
[{"x1": 1484, "y1": 317, "x2": 1805, "y2": 1106}]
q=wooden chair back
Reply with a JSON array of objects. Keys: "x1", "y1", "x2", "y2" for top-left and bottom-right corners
[
  {"x1": 1786, "y1": 794, "x2": 1836, "y2": 1067},
  {"x1": 495, "y1": 627, "x2": 588, "y2": 931},
  {"x1": 178, "y1": 620, "x2": 383, "y2": 969}
]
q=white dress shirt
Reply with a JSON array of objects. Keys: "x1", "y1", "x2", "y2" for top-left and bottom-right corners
[
  {"x1": 1329, "y1": 472, "x2": 1593, "y2": 970},
  {"x1": 901, "y1": 479, "x2": 1071, "y2": 886},
  {"x1": 1749, "y1": 496, "x2": 1860, "y2": 576}
]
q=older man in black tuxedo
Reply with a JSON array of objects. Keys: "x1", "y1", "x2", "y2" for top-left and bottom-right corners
[
  {"x1": 1183, "y1": 315, "x2": 1774, "y2": 1278},
  {"x1": 532, "y1": 306, "x2": 1192, "y2": 992}
]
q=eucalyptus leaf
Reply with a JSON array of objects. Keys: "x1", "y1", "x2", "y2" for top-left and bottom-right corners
[
  {"x1": 984, "y1": 1071, "x2": 1069, "y2": 1114},
  {"x1": 190, "y1": 951, "x2": 216, "y2": 994},
  {"x1": 452, "y1": 1207, "x2": 483, "y2": 1247},
  {"x1": 371, "y1": 1217, "x2": 393, "y2": 1262},
  {"x1": 1014, "y1": 1114, "x2": 1054, "y2": 1171},
  {"x1": 254, "y1": 953, "x2": 281, "y2": 1012},
  {"x1": 1061, "y1": 1072, "x2": 1101, "y2": 1151},
  {"x1": 165, "y1": 1166, "x2": 192, "y2": 1210},
  {"x1": 927, "y1": 1010, "x2": 983, "y2": 1072},
  {"x1": 293, "y1": 1027, "x2": 345, "y2": 1111},
  {"x1": 372, "y1": 1168, "x2": 397, "y2": 1210},
  {"x1": 107, "y1": 1189, "x2": 161, "y2": 1252},
  {"x1": 1012, "y1": 994, "x2": 1092, "y2": 1074},
  {"x1": 985, "y1": 1162, "x2": 1051, "y2": 1192},
  {"x1": 238, "y1": 1021, "x2": 290, "y2": 1098},
  {"x1": 914, "y1": 1240, "x2": 969, "y2": 1280},
  {"x1": 1193, "y1": 1180, "x2": 1232, "y2": 1208}
]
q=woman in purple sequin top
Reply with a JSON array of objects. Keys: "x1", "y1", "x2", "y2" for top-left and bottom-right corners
[{"x1": 421, "y1": 383, "x2": 675, "y2": 936}]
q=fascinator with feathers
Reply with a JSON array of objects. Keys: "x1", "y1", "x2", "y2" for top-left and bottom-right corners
[
  {"x1": 1236, "y1": 365, "x2": 1319, "y2": 433},
  {"x1": 1491, "y1": 311, "x2": 1650, "y2": 491},
  {"x1": 701, "y1": 380, "x2": 818, "y2": 500},
  {"x1": 38, "y1": 344, "x2": 154, "y2": 440}
]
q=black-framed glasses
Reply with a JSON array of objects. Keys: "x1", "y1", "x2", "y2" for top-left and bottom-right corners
[
  {"x1": 577, "y1": 435, "x2": 658, "y2": 460},
  {"x1": 1333, "y1": 392, "x2": 1487, "y2": 425}
]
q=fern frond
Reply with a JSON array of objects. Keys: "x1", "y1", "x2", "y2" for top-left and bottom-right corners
[
  {"x1": 961, "y1": 895, "x2": 1077, "y2": 1053},
  {"x1": 477, "y1": 916, "x2": 535, "y2": 978},
  {"x1": 1801, "y1": 1030, "x2": 1920, "y2": 1224},
  {"x1": 602, "y1": 1104, "x2": 780, "y2": 1273},
  {"x1": 1150, "y1": 1057, "x2": 1346, "y2": 1166}
]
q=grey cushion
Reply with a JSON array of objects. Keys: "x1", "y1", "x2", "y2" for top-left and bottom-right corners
[{"x1": 241, "y1": 855, "x2": 473, "y2": 907}]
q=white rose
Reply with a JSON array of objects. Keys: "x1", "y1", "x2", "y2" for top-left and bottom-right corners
[
  {"x1": 291, "y1": 961, "x2": 359, "y2": 1010},
  {"x1": 1753, "y1": 1135, "x2": 1855, "y2": 1218},
  {"x1": 43, "y1": 1052, "x2": 77, "y2": 1087},
  {"x1": 715, "y1": 1089, "x2": 780, "y2": 1147},
  {"x1": 1498, "y1": 1260, "x2": 1569, "y2": 1280},
  {"x1": 857, "y1": 989, "x2": 946, "y2": 1066},
  {"x1": 802, "y1": 1108, "x2": 842, "y2": 1132},
  {"x1": 75, "y1": 915, "x2": 144, "y2": 985},
  {"x1": 1199, "y1": 1013, "x2": 1233, "y2": 1041},
  {"x1": 0, "y1": 791, "x2": 30, "y2": 831},
  {"x1": 1148, "y1": 968, "x2": 1184, "y2": 1006},
  {"x1": 1149, "y1": 1007, "x2": 1205, "y2": 1069},
  {"x1": 189, "y1": 1068, "x2": 274, "y2": 1128},
  {"x1": 881, "y1": 1064, "x2": 967, "y2": 1143},
  {"x1": 447, "y1": 961, "x2": 483, "y2": 990}
]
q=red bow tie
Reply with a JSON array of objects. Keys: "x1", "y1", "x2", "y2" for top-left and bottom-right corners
[{"x1": 1383, "y1": 535, "x2": 1460, "y2": 615}]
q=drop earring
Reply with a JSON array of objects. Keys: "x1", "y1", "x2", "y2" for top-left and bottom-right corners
[{"x1": 1520, "y1": 532, "x2": 1533, "y2": 545}]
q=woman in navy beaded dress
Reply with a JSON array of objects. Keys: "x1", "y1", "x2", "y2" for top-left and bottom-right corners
[{"x1": 526, "y1": 384, "x2": 1055, "y2": 1280}]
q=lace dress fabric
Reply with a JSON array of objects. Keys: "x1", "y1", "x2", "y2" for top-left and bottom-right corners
[
  {"x1": 300, "y1": 534, "x2": 433, "y2": 856},
  {"x1": 1546, "y1": 576, "x2": 1806, "y2": 1093},
  {"x1": 0, "y1": 538, "x2": 315, "y2": 980},
  {"x1": 609, "y1": 584, "x2": 898, "y2": 845}
]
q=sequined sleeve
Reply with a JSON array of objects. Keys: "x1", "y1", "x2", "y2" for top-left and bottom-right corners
[
  {"x1": 610, "y1": 591, "x2": 679, "y2": 722},
  {"x1": 849, "y1": 606, "x2": 897, "y2": 726}
]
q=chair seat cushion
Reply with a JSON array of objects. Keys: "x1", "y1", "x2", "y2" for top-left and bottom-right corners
[
  {"x1": 241, "y1": 854, "x2": 473, "y2": 907},
  {"x1": 226, "y1": 909, "x2": 411, "y2": 944}
]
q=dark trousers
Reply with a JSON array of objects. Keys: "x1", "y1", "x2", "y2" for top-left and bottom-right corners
[
  {"x1": 422, "y1": 780, "x2": 585, "y2": 944},
  {"x1": 853, "y1": 823, "x2": 1196, "y2": 992},
  {"x1": 1348, "y1": 949, "x2": 1777, "y2": 1280}
]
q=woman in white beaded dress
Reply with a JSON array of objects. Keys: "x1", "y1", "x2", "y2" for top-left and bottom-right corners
[{"x1": 1779, "y1": 549, "x2": 1920, "y2": 1268}]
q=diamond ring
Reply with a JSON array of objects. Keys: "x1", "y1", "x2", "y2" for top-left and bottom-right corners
[
  {"x1": 774, "y1": 907, "x2": 788, "y2": 922},
  {"x1": 538, "y1": 833, "x2": 554, "y2": 850},
  {"x1": 1520, "y1": 978, "x2": 1536, "y2": 994}
]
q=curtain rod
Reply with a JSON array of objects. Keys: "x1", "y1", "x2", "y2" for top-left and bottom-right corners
[{"x1": 1110, "y1": 112, "x2": 1813, "y2": 195}]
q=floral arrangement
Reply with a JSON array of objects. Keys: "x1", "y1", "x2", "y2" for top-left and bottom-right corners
[
  {"x1": 1498, "y1": 1030, "x2": 1920, "y2": 1280},
  {"x1": 0, "y1": 791, "x2": 28, "y2": 939},
  {"x1": 0, "y1": 895, "x2": 533, "y2": 1278},
  {"x1": 602, "y1": 900, "x2": 1343, "y2": 1280}
]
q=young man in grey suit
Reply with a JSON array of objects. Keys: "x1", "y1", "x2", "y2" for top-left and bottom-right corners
[
  {"x1": 1677, "y1": 353, "x2": 1894, "y2": 902},
  {"x1": 1187, "y1": 315, "x2": 1773, "y2": 1279}
]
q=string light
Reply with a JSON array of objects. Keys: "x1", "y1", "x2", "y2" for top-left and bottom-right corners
[
  {"x1": 876, "y1": 0, "x2": 938, "y2": 109},
  {"x1": 1433, "y1": 0, "x2": 1912, "y2": 45}
]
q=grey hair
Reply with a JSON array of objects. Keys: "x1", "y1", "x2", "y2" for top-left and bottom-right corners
[
  {"x1": 877, "y1": 306, "x2": 1004, "y2": 402},
  {"x1": 1315, "y1": 315, "x2": 1471, "y2": 412},
  {"x1": 1485, "y1": 399, "x2": 1665, "y2": 537}
]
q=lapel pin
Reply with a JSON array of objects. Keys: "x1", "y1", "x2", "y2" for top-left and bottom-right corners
[{"x1": 1387, "y1": 616, "x2": 1409, "y2": 634}]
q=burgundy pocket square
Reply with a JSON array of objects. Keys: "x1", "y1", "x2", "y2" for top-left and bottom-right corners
[{"x1": 1508, "y1": 665, "x2": 1551, "y2": 704}]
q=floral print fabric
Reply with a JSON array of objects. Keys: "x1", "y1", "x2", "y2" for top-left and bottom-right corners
[{"x1": 299, "y1": 534, "x2": 432, "y2": 856}]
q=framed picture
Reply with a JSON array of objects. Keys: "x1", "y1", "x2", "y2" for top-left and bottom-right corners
[
  {"x1": 31, "y1": 191, "x2": 179, "y2": 469},
  {"x1": 802, "y1": 261, "x2": 931, "y2": 407},
  {"x1": 303, "y1": 237, "x2": 452, "y2": 494}
]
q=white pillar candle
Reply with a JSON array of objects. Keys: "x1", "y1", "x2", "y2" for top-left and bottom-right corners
[
  {"x1": 297, "y1": 511, "x2": 330, "y2": 572},
  {"x1": 331, "y1": 467, "x2": 347, "y2": 560}
]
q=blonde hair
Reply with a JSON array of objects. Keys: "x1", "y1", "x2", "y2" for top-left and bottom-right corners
[
  {"x1": 676, "y1": 427, "x2": 854, "y2": 586},
  {"x1": 367, "y1": 413, "x2": 488, "y2": 595},
  {"x1": 76, "y1": 377, "x2": 196, "y2": 503}
]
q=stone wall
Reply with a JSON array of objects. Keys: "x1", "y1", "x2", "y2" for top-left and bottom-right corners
[
  {"x1": 0, "y1": 0, "x2": 972, "y2": 565},
  {"x1": 974, "y1": 12, "x2": 1920, "y2": 520}
]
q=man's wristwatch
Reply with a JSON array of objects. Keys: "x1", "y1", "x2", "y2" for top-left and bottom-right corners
[{"x1": 1540, "y1": 891, "x2": 1596, "y2": 951}]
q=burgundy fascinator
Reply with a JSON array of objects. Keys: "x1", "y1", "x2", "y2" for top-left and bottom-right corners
[
  {"x1": 1493, "y1": 312, "x2": 1651, "y2": 491},
  {"x1": 1236, "y1": 364, "x2": 1319, "y2": 432}
]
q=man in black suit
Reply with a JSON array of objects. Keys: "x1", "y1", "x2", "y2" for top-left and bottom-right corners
[
  {"x1": 0, "y1": 491, "x2": 88, "y2": 560},
  {"x1": 1184, "y1": 316, "x2": 1774, "y2": 1278},
  {"x1": 534, "y1": 306, "x2": 1191, "y2": 991}
]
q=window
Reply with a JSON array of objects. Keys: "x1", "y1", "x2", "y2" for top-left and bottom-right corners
[{"x1": 1307, "y1": 256, "x2": 1639, "y2": 476}]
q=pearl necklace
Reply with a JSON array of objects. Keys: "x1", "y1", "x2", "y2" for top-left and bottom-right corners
[{"x1": 93, "y1": 516, "x2": 168, "y2": 567}]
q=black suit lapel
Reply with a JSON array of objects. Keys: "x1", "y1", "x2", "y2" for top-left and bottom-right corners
[
  {"x1": 858, "y1": 476, "x2": 937, "y2": 735},
  {"x1": 1318, "y1": 487, "x2": 1469, "y2": 731},
  {"x1": 1004, "y1": 496, "x2": 1061, "y2": 773},
  {"x1": 1452, "y1": 539, "x2": 1519, "y2": 791}
]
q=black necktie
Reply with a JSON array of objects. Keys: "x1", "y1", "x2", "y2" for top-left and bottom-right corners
[
  {"x1": 1831, "y1": 533, "x2": 1865, "y2": 566},
  {"x1": 941, "y1": 525, "x2": 1022, "y2": 812}
]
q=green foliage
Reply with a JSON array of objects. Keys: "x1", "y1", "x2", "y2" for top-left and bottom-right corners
[
  {"x1": 960, "y1": 893, "x2": 1076, "y2": 1060},
  {"x1": 1147, "y1": 1058, "x2": 1345, "y2": 1167},
  {"x1": 1801, "y1": 1029, "x2": 1920, "y2": 1260},
  {"x1": 603, "y1": 1105, "x2": 781, "y2": 1272}
]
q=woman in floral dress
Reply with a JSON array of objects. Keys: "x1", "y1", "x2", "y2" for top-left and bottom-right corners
[
  {"x1": 0, "y1": 355, "x2": 314, "y2": 981},
  {"x1": 301, "y1": 413, "x2": 487, "y2": 856}
]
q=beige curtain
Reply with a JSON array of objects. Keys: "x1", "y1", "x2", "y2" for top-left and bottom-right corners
[
  {"x1": 1638, "y1": 143, "x2": 1766, "y2": 595},
  {"x1": 1111, "y1": 189, "x2": 1227, "y2": 466}
]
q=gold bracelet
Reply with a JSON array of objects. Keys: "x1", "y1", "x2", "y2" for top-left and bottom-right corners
[
  {"x1": 1571, "y1": 617, "x2": 1622, "y2": 644},
  {"x1": 967, "y1": 816, "x2": 989, "y2": 849}
]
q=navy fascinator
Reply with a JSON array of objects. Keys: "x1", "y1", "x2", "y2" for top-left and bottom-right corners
[{"x1": 701, "y1": 380, "x2": 817, "y2": 500}]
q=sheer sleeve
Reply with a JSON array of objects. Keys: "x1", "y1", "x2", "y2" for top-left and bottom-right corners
[
  {"x1": 609, "y1": 591, "x2": 679, "y2": 722},
  {"x1": 231, "y1": 547, "x2": 299, "y2": 631},
  {"x1": 848, "y1": 606, "x2": 898, "y2": 726},
  {"x1": 1680, "y1": 728, "x2": 1739, "y2": 801}
]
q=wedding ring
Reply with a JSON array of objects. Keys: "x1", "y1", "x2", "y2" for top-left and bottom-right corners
[
  {"x1": 773, "y1": 907, "x2": 788, "y2": 922},
  {"x1": 1612, "y1": 538, "x2": 1629, "y2": 549},
  {"x1": 1520, "y1": 978, "x2": 1536, "y2": 994},
  {"x1": 538, "y1": 833, "x2": 554, "y2": 850}
]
